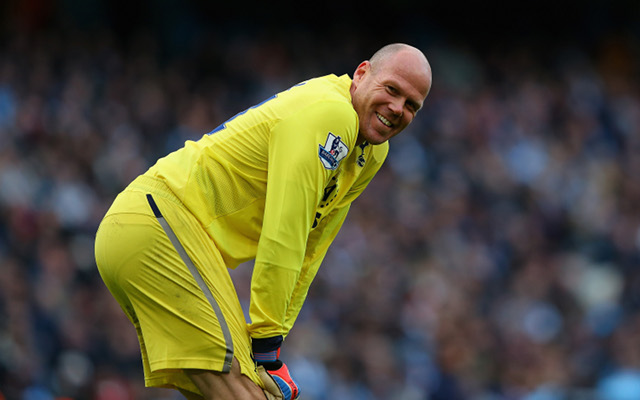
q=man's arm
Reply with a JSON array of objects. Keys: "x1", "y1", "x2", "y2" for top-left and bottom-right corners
[
  {"x1": 283, "y1": 205, "x2": 350, "y2": 332},
  {"x1": 248, "y1": 100, "x2": 358, "y2": 339}
]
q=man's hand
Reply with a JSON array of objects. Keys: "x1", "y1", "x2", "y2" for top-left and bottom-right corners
[
  {"x1": 257, "y1": 361, "x2": 300, "y2": 400},
  {"x1": 253, "y1": 336, "x2": 300, "y2": 400}
]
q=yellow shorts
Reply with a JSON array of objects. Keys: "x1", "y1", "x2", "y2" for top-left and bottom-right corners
[{"x1": 94, "y1": 176, "x2": 261, "y2": 395}]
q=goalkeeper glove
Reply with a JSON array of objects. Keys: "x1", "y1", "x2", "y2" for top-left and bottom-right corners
[{"x1": 253, "y1": 336, "x2": 300, "y2": 400}]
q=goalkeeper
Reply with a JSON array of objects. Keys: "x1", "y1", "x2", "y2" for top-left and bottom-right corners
[{"x1": 94, "y1": 43, "x2": 431, "y2": 399}]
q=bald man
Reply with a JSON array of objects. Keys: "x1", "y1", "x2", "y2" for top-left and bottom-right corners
[{"x1": 95, "y1": 43, "x2": 432, "y2": 399}]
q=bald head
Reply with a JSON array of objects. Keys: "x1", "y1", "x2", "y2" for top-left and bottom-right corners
[
  {"x1": 370, "y1": 43, "x2": 424, "y2": 64},
  {"x1": 350, "y1": 43, "x2": 433, "y2": 145},
  {"x1": 369, "y1": 44, "x2": 431, "y2": 90}
]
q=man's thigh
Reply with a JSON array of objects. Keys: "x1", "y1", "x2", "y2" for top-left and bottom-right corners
[
  {"x1": 96, "y1": 191, "x2": 258, "y2": 394},
  {"x1": 185, "y1": 357, "x2": 266, "y2": 400}
]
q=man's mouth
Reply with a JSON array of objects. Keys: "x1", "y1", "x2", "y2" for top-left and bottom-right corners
[{"x1": 376, "y1": 112, "x2": 393, "y2": 127}]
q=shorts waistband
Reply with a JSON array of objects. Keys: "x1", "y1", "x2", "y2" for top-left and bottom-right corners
[{"x1": 126, "y1": 175, "x2": 184, "y2": 206}]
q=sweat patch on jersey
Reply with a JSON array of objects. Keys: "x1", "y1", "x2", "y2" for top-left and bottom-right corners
[{"x1": 318, "y1": 133, "x2": 349, "y2": 170}]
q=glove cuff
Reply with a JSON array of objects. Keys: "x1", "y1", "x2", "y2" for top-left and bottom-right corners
[
  {"x1": 252, "y1": 336, "x2": 283, "y2": 364},
  {"x1": 258, "y1": 360, "x2": 284, "y2": 371}
]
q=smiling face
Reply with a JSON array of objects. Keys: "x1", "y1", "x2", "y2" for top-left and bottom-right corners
[{"x1": 350, "y1": 47, "x2": 432, "y2": 145}]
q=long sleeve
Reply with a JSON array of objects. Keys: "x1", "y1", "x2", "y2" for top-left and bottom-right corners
[
  {"x1": 282, "y1": 205, "x2": 350, "y2": 333},
  {"x1": 248, "y1": 100, "x2": 358, "y2": 338},
  {"x1": 281, "y1": 142, "x2": 389, "y2": 333}
]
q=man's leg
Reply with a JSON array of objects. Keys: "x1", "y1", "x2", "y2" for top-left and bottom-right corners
[
  {"x1": 96, "y1": 192, "x2": 265, "y2": 396},
  {"x1": 178, "y1": 389, "x2": 204, "y2": 400},
  {"x1": 185, "y1": 357, "x2": 266, "y2": 399}
]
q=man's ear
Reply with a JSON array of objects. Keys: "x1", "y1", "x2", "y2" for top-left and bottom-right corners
[{"x1": 352, "y1": 61, "x2": 370, "y2": 85}]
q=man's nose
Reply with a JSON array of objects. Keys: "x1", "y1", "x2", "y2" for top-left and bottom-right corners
[{"x1": 389, "y1": 98, "x2": 404, "y2": 116}]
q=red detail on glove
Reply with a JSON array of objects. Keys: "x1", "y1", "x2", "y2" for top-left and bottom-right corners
[{"x1": 268, "y1": 362, "x2": 300, "y2": 400}]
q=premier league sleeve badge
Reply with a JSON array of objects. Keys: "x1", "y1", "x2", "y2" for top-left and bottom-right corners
[{"x1": 318, "y1": 132, "x2": 349, "y2": 170}]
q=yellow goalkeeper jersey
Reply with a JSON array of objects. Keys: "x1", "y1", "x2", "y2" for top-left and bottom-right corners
[{"x1": 145, "y1": 74, "x2": 388, "y2": 338}]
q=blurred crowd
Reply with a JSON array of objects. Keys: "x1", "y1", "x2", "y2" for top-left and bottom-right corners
[{"x1": 1, "y1": 16, "x2": 640, "y2": 400}]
